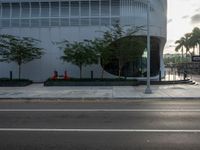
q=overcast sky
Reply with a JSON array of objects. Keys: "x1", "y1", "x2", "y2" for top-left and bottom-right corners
[{"x1": 164, "y1": 0, "x2": 200, "y2": 54}]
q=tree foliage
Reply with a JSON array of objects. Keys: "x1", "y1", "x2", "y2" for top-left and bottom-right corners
[
  {"x1": 94, "y1": 23, "x2": 146, "y2": 78},
  {"x1": 0, "y1": 34, "x2": 44, "y2": 79},
  {"x1": 175, "y1": 27, "x2": 200, "y2": 60},
  {"x1": 59, "y1": 41, "x2": 98, "y2": 78}
]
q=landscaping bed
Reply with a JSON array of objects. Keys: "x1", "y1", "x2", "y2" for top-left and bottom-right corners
[
  {"x1": 0, "y1": 78, "x2": 32, "y2": 87},
  {"x1": 44, "y1": 78, "x2": 140, "y2": 86},
  {"x1": 140, "y1": 79, "x2": 194, "y2": 85}
]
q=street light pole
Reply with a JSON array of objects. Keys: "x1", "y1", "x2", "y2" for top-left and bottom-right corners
[{"x1": 145, "y1": 0, "x2": 152, "y2": 94}]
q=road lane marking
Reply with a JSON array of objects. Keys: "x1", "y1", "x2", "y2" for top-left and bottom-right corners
[
  {"x1": 0, "y1": 109, "x2": 200, "y2": 112},
  {"x1": 0, "y1": 128, "x2": 200, "y2": 133}
]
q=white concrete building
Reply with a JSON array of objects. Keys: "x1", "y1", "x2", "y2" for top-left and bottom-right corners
[{"x1": 0, "y1": 0, "x2": 167, "y2": 82}]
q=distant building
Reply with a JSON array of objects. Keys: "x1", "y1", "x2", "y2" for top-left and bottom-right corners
[{"x1": 0, "y1": 0, "x2": 167, "y2": 82}]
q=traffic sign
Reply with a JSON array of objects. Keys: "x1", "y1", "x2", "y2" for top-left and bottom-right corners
[{"x1": 192, "y1": 56, "x2": 200, "y2": 62}]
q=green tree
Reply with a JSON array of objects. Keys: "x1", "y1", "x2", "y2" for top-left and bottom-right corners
[
  {"x1": 0, "y1": 34, "x2": 44, "y2": 79},
  {"x1": 90, "y1": 38, "x2": 113, "y2": 78},
  {"x1": 100, "y1": 23, "x2": 145, "y2": 78},
  {"x1": 175, "y1": 34, "x2": 191, "y2": 61},
  {"x1": 59, "y1": 41, "x2": 98, "y2": 79},
  {"x1": 109, "y1": 36, "x2": 145, "y2": 78},
  {"x1": 191, "y1": 27, "x2": 200, "y2": 55}
]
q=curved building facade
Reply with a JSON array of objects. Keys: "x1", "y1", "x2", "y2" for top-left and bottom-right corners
[{"x1": 0, "y1": 0, "x2": 167, "y2": 82}]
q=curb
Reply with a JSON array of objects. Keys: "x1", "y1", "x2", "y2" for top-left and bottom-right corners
[{"x1": 0, "y1": 97, "x2": 200, "y2": 102}]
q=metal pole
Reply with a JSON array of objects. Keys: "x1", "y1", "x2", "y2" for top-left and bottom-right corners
[{"x1": 145, "y1": 0, "x2": 152, "y2": 94}]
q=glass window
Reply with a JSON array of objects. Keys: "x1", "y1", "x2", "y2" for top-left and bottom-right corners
[
  {"x1": 81, "y1": 1, "x2": 89, "y2": 16},
  {"x1": 51, "y1": 18, "x2": 59, "y2": 26},
  {"x1": 91, "y1": 18, "x2": 99, "y2": 26},
  {"x1": 70, "y1": 18, "x2": 79, "y2": 26},
  {"x1": 91, "y1": 1, "x2": 99, "y2": 16},
  {"x1": 111, "y1": 0, "x2": 120, "y2": 16},
  {"x1": 101, "y1": 1, "x2": 109, "y2": 16},
  {"x1": 2, "y1": 3, "x2": 10, "y2": 18},
  {"x1": 41, "y1": 2, "x2": 49, "y2": 17},
  {"x1": 101, "y1": 18, "x2": 110, "y2": 26},
  {"x1": 61, "y1": 2, "x2": 69, "y2": 17},
  {"x1": 61, "y1": 18, "x2": 69, "y2": 26},
  {"x1": 21, "y1": 19, "x2": 30, "y2": 27},
  {"x1": 111, "y1": 17, "x2": 120, "y2": 25},
  {"x1": 0, "y1": 4, "x2": 1, "y2": 17},
  {"x1": 2, "y1": 19, "x2": 10, "y2": 27},
  {"x1": 80, "y1": 18, "x2": 89, "y2": 26},
  {"x1": 51, "y1": 2, "x2": 59, "y2": 17},
  {"x1": 41, "y1": 18, "x2": 49, "y2": 27},
  {"x1": 31, "y1": 2, "x2": 39, "y2": 17},
  {"x1": 11, "y1": 3, "x2": 20, "y2": 18},
  {"x1": 71, "y1": 1, "x2": 79, "y2": 17},
  {"x1": 31, "y1": 19, "x2": 39, "y2": 27},
  {"x1": 21, "y1": 3, "x2": 30, "y2": 18},
  {"x1": 11, "y1": 19, "x2": 20, "y2": 27}
]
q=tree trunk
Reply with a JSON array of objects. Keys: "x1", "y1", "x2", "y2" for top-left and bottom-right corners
[
  {"x1": 181, "y1": 47, "x2": 184, "y2": 62},
  {"x1": 79, "y1": 65, "x2": 82, "y2": 79},
  {"x1": 101, "y1": 68, "x2": 104, "y2": 79},
  {"x1": 18, "y1": 64, "x2": 21, "y2": 80},
  {"x1": 118, "y1": 60, "x2": 121, "y2": 78},
  {"x1": 193, "y1": 47, "x2": 195, "y2": 56}
]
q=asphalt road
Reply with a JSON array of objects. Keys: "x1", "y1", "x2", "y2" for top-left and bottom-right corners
[{"x1": 1, "y1": 99, "x2": 200, "y2": 150}]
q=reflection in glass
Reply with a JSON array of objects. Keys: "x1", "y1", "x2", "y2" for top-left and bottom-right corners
[
  {"x1": 11, "y1": 3, "x2": 20, "y2": 18},
  {"x1": 21, "y1": 3, "x2": 30, "y2": 18},
  {"x1": 91, "y1": 18, "x2": 99, "y2": 26},
  {"x1": 2, "y1": 3, "x2": 10, "y2": 18},
  {"x1": 2, "y1": 19, "x2": 10, "y2": 27},
  {"x1": 41, "y1": 2, "x2": 49, "y2": 17},
  {"x1": 61, "y1": 2, "x2": 69, "y2": 17},
  {"x1": 81, "y1": 1, "x2": 89, "y2": 16},
  {"x1": 51, "y1": 18, "x2": 59, "y2": 26},
  {"x1": 51, "y1": 2, "x2": 59, "y2": 17},
  {"x1": 11, "y1": 19, "x2": 20, "y2": 27},
  {"x1": 71, "y1": 1, "x2": 79, "y2": 17},
  {"x1": 31, "y1": 19, "x2": 39, "y2": 27},
  {"x1": 80, "y1": 18, "x2": 89, "y2": 26},
  {"x1": 31, "y1": 2, "x2": 39, "y2": 17},
  {"x1": 61, "y1": 18, "x2": 69, "y2": 26},
  {"x1": 91, "y1": 1, "x2": 99, "y2": 16},
  {"x1": 41, "y1": 18, "x2": 49, "y2": 27},
  {"x1": 111, "y1": 0, "x2": 120, "y2": 16},
  {"x1": 101, "y1": 0, "x2": 109, "y2": 16},
  {"x1": 21, "y1": 19, "x2": 30, "y2": 27},
  {"x1": 70, "y1": 18, "x2": 79, "y2": 26}
]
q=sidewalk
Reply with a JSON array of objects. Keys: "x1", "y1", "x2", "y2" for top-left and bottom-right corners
[{"x1": 0, "y1": 83, "x2": 200, "y2": 99}]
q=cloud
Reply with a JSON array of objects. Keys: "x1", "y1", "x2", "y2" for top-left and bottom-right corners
[
  {"x1": 195, "y1": 8, "x2": 200, "y2": 12},
  {"x1": 191, "y1": 14, "x2": 200, "y2": 24},
  {"x1": 167, "y1": 19, "x2": 173, "y2": 24},
  {"x1": 182, "y1": 15, "x2": 189, "y2": 19},
  {"x1": 165, "y1": 40, "x2": 176, "y2": 49}
]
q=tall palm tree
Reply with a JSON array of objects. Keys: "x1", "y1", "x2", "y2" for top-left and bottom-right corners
[
  {"x1": 175, "y1": 37, "x2": 186, "y2": 61},
  {"x1": 191, "y1": 27, "x2": 200, "y2": 55},
  {"x1": 175, "y1": 34, "x2": 192, "y2": 62},
  {"x1": 188, "y1": 34, "x2": 197, "y2": 56},
  {"x1": 184, "y1": 33, "x2": 192, "y2": 56}
]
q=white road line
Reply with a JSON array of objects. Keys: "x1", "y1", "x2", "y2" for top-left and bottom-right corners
[
  {"x1": 0, "y1": 128, "x2": 200, "y2": 133},
  {"x1": 0, "y1": 109, "x2": 200, "y2": 112}
]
